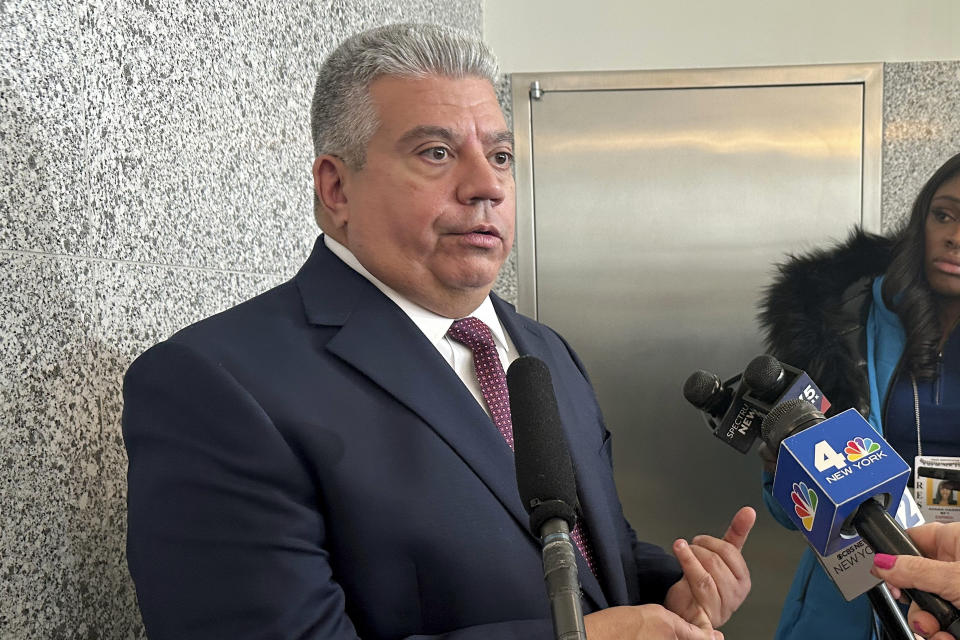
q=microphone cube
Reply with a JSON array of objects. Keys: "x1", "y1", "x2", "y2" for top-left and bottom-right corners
[{"x1": 772, "y1": 409, "x2": 910, "y2": 556}]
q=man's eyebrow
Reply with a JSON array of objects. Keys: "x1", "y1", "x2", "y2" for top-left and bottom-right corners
[
  {"x1": 397, "y1": 125, "x2": 458, "y2": 147},
  {"x1": 484, "y1": 130, "x2": 514, "y2": 147},
  {"x1": 397, "y1": 126, "x2": 514, "y2": 149}
]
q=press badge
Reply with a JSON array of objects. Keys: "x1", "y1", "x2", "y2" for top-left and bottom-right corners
[{"x1": 914, "y1": 456, "x2": 960, "y2": 523}]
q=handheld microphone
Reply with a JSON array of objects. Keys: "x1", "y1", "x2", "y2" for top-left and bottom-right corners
[
  {"x1": 688, "y1": 363, "x2": 916, "y2": 636},
  {"x1": 741, "y1": 355, "x2": 831, "y2": 418},
  {"x1": 763, "y1": 400, "x2": 960, "y2": 637},
  {"x1": 683, "y1": 355, "x2": 829, "y2": 454},
  {"x1": 743, "y1": 354, "x2": 789, "y2": 399},
  {"x1": 682, "y1": 370, "x2": 736, "y2": 419},
  {"x1": 507, "y1": 356, "x2": 586, "y2": 640}
]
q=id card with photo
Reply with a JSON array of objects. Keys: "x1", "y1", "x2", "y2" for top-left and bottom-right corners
[{"x1": 914, "y1": 455, "x2": 960, "y2": 523}]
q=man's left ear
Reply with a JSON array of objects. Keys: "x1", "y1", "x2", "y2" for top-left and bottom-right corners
[{"x1": 313, "y1": 155, "x2": 351, "y2": 230}]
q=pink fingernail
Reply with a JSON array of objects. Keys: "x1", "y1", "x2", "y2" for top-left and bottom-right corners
[
  {"x1": 913, "y1": 621, "x2": 927, "y2": 636},
  {"x1": 873, "y1": 553, "x2": 896, "y2": 570}
]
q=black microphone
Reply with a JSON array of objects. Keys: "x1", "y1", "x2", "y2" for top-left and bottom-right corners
[
  {"x1": 762, "y1": 400, "x2": 960, "y2": 637},
  {"x1": 507, "y1": 356, "x2": 586, "y2": 640},
  {"x1": 743, "y1": 354, "x2": 789, "y2": 402},
  {"x1": 683, "y1": 355, "x2": 830, "y2": 454},
  {"x1": 759, "y1": 397, "x2": 823, "y2": 448},
  {"x1": 682, "y1": 370, "x2": 736, "y2": 419},
  {"x1": 742, "y1": 354, "x2": 830, "y2": 417},
  {"x1": 682, "y1": 368, "x2": 761, "y2": 452}
]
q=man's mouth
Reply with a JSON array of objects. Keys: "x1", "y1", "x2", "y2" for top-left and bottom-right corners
[
  {"x1": 456, "y1": 226, "x2": 503, "y2": 249},
  {"x1": 465, "y1": 225, "x2": 500, "y2": 238}
]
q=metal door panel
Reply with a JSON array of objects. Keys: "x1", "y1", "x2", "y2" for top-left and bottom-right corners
[{"x1": 513, "y1": 66, "x2": 881, "y2": 639}]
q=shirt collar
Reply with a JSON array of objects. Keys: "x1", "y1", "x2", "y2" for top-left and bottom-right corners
[{"x1": 323, "y1": 235, "x2": 507, "y2": 350}]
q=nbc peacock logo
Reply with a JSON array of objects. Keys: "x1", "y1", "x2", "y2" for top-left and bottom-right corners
[
  {"x1": 791, "y1": 482, "x2": 818, "y2": 531},
  {"x1": 845, "y1": 437, "x2": 881, "y2": 462}
]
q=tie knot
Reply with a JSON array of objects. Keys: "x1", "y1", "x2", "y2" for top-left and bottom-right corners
[{"x1": 447, "y1": 317, "x2": 496, "y2": 352}]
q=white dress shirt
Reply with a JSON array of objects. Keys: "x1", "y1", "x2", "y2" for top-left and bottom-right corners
[{"x1": 324, "y1": 235, "x2": 520, "y2": 418}]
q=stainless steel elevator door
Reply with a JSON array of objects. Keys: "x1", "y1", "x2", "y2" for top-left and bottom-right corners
[{"x1": 523, "y1": 78, "x2": 872, "y2": 638}]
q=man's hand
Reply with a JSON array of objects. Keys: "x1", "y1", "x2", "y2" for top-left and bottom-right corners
[
  {"x1": 664, "y1": 506, "x2": 756, "y2": 628},
  {"x1": 584, "y1": 605, "x2": 723, "y2": 640}
]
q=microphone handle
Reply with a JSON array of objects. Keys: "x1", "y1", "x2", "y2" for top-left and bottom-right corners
[
  {"x1": 866, "y1": 584, "x2": 913, "y2": 640},
  {"x1": 539, "y1": 518, "x2": 587, "y2": 640},
  {"x1": 853, "y1": 499, "x2": 960, "y2": 637}
]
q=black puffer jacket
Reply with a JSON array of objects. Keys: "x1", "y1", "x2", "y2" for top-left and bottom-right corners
[{"x1": 758, "y1": 228, "x2": 895, "y2": 418}]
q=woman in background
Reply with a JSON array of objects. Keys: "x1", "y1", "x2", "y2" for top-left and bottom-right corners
[{"x1": 758, "y1": 151, "x2": 960, "y2": 640}]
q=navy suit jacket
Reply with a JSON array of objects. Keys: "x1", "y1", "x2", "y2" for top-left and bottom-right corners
[{"x1": 123, "y1": 237, "x2": 681, "y2": 639}]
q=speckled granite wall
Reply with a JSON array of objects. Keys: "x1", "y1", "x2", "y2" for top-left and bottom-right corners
[
  {"x1": 0, "y1": 2, "x2": 482, "y2": 638},
  {"x1": 882, "y1": 61, "x2": 960, "y2": 232}
]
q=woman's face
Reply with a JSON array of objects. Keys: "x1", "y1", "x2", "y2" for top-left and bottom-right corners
[
  {"x1": 940, "y1": 485, "x2": 952, "y2": 498},
  {"x1": 924, "y1": 173, "x2": 960, "y2": 299}
]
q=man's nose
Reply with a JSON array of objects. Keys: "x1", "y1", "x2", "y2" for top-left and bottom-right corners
[{"x1": 456, "y1": 148, "x2": 506, "y2": 206}]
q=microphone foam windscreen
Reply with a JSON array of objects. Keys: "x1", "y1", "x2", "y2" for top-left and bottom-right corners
[
  {"x1": 761, "y1": 397, "x2": 825, "y2": 447},
  {"x1": 683, "y1": 370, "x2": 721, "y2": 408},
  {"x1": 744, "y1": 354, "x2": 785, "y2": 396},
  {"x1": 507, "y1": 356, "x2": 578, "y2": 528}
]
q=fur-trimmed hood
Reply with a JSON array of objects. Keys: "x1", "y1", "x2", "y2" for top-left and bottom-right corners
[{"x1": 758, "y1": 228, "x2": 895, "y2": 415}]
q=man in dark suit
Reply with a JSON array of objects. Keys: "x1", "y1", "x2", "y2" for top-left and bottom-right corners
[{"x1": 123, "y1": 23, "x2": 755, "y2": 640}]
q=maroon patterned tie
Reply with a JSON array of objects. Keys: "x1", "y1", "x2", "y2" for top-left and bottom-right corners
[{"x1": 447, "y1": 317, "x2": 598, "y2": 577}]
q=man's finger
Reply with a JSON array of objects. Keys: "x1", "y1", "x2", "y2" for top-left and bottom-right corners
[
  {"x1": 689, "y1": 535, "x2": 749, "y2": 583},
  {"x1": 871, "y1": 554, "x2": 960, "y2": 604},
  {"x1": 674, "y1": 539, "x2": 716, "y2": 598},
  {"x1": 721, "y1": 506, "x2": 756, "y2": 550}
]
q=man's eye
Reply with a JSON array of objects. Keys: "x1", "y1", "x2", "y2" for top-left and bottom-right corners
[
  {"x1": 492, "y1": 151, "x2": 513, "y2": 167},
  {"x1": 422, "y1": 147, "x2": 449, "y2": 161}
]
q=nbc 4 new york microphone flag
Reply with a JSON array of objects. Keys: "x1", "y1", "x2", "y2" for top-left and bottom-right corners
[{"x1": 772, "y1": 409, "x2": 910, "y2": 556}]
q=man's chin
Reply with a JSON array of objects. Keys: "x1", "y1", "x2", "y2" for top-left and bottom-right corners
[{"x1": 447, "y1": 271, "x2": 502, "y2": 294}]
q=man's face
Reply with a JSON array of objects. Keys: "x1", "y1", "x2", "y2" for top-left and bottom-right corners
[{"x1": 334, "y1": 74, "x2": 515, "y2": 317}]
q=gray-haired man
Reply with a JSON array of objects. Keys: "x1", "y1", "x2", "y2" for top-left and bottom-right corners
[{"x1": 124, "y1": 23, "x2": 754, "y2": 640}]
